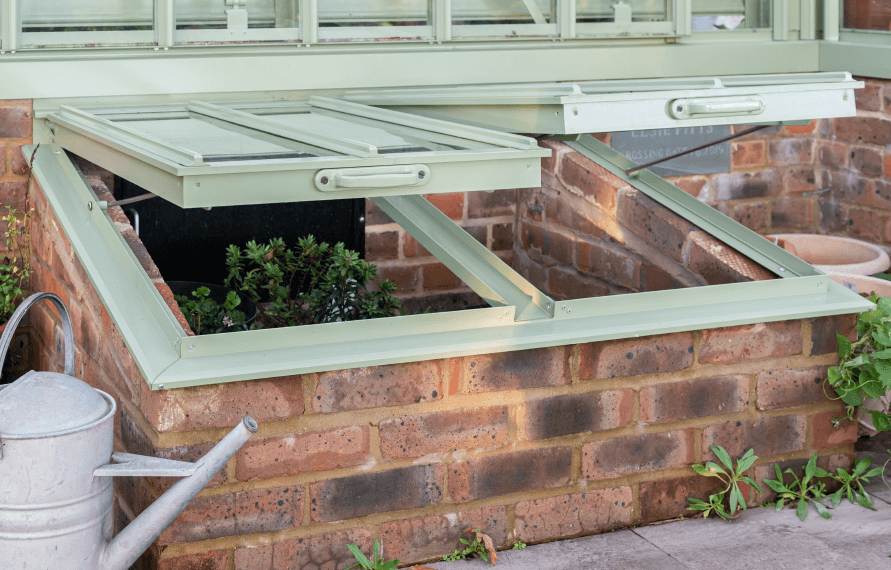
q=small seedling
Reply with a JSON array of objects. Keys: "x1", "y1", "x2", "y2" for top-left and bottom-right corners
[
  {"x1": 687, "y1": 446, "x2": 762, "y2": 520},
  {"x1": 764, "y1": 454, "x2": 832, "y2": 521},
  {"x1": 345, "y1": 541, "x2": 399, "y2": 570},
  {"x1": 442, "y1": 528, "x2": 498, "y2": 566},
  {"x1": 511, "y1": 541, "x2": 527, "y2": 550},
  {"x1": 827, "y1": 456, "x2": 884, "y2": 510}
]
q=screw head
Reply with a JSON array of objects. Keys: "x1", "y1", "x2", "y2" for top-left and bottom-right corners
[
  {"x1": 158, "y1": 384, "x2": 164, "y2": 390},
  {"x1": 778, "y1": 267, "x2": 787, "y2": 272},
  {"x1": 87, "y1": 201, "x2": 93, "y2": 211},
  {"x1": 320, "y1": 176, "x2": 329, "y2": 185},
  {"x1": 676, "y1": 105, "x2": 683, "y2": 112},
  {"x1": 418, "y1": 171, "x2": 426, "y2": 180},
  {"x1": 188, "y1": 344, "x2": 196, "y2": 351}
]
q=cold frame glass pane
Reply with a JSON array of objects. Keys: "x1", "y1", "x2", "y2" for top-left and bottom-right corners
[
  {"x1": 576, "y1": 0, "x2": 670, "y2": 23},
  {"x1": 691, "y1": 0, "x2": 771, "y2": 30},
  {"x1": 20, "y1": 0, "x2": 154, "y2": 45},
  {"x1": 318, "y1": 0, "x2": 431, "y2": 42},
  {"x1": 452, "y1": 0, "x2": 556, "y2": 26},
  {"x1": 843, "y1": 0, "x2": 891, "y2": 30},
  {"x1": 175, "y1": 0, "x2": 300, "y2": 43}
]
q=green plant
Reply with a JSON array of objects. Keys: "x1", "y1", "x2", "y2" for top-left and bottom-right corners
[
  {"x1": 763, "y1": 454, "x2": 833, "y2": 521},
  {"x1": 511, "y1": 541, "x2": 526, "y2": 550},
  {"x1": 344, "y1": 541, "x2": 399, "y2": 570},
  {"x1": 687, "y1": 446, "x2": 762, "y2": 520},
  {"x1": 225, "y1": 236, "x2": 403, "y2": 328},
  {"x1": 174, "y1": 286, "x2": 252, "y2": 335},
  {"x1": 443, "y1": 528, "x2": 498, "y2": 565},
  {"x1": 0, "y1": 206, "x2": 32, "y2": 324},
  {"x1": 826, "y1": 456, "x2": 885, "y2": 510},
  {"x1": 826, "y1": 295, "x2": 891, "y2": 431}
]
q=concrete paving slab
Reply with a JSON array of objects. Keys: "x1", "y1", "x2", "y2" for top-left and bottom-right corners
[
  {"x1": 424, "y1": 529, "x2": 688, "y2": 570},
  {"x1": 635, "y1": 498, "x2": 891, "y2": 570}
]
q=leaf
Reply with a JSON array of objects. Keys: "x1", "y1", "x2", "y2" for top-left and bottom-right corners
[
  {"x1": 465, "y1": 528, "x2": 498, "y2": 566},
  {"x1": 878, "y1": 296, "x2": 891, "y2": 317},
  {"x1": 837, "y1": 333, "x2": 853, "y2": 359},
  {"x1": 741, "y1": 476, "x2": 763, "y2": 495},
  {"x1": 874, "y1": 329, "x2": 891, "y2": 347},
  {"x1": 347, "y1": 544, "x2": 371, "y2": 569},
  {"x1": 829, "y1": 489, "x2": 843, "y2": 508},
  {"x1": 729, "y1": 484, "x2": 738, "y2": 515},
  {"x1": 861, "y1": 310, "x2": 885, "y2": 324},
  {"x1": 711, "y1": 446, "x2": 734, "y2": 471},
  {"x1": 796, "y1": 499, "x2": 808, "y2": 521},
  {"x1": 870, "y1": 411, "x2": 891, "y2": 432},
  {"x1": 863, "y1": 379, "x2": 888, "y2": 399},
  {"x1": 812, "y1": 500, "x2": 832, "y2": 520},
  {"x1": 737, "y1": 452, "x2": 758, "y2": 474},
  {"x1": 704, "y1": 462, "x2": 729, "y2": 477}
]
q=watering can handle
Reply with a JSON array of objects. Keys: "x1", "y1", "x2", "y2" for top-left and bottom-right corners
[{"x1": 0, "y1": 292, "x2": 74, "y2": 380}]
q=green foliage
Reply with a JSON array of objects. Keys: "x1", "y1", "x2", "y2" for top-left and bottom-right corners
[
  {"x1": 511, "y1": 541, "x2": 527, "y2": 550},
  {"x1": 826, "y1": 295, "x2": 891, "y2": 431},
  {"x1": 0, "y1": 207, "x2": 32, "y2": 324},
  {"x1": 344, "y1": 541, "x2": 399, "y2": 570},
  {"x1": 225, "y1": 236, "x2": 403, "y2": 328},
  {"x1": 825, "y1": 456, "x2": 885, "y2": 510},
  {"x1": 443, "y1": 528, "x2": 496, "y2": 563},
  {"x1": 174, "y1": 286, "x2": 252, "y2": 335},
  {"x1": 687, "y1": 446, "x2": 762, "y2": 521}
]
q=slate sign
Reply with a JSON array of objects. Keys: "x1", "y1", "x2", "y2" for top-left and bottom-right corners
[{"x1": 611, "y1": 126, "x2": 731, "y2": 177}]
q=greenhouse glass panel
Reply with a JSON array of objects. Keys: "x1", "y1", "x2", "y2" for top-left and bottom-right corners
[{"x1": 18, "y1": 0, "x2": 155, "y2": 47}]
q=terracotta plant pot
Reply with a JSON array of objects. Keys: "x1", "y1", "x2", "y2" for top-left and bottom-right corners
[{"x1": 767, "y1": 234, "x2": 891, "y2": 275}]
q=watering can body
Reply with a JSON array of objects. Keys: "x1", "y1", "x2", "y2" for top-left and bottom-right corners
[{"x1": 0, "y1": 293, "x2": 258, "y2": 570}]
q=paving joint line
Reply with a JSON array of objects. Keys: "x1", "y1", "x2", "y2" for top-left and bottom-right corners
[{"x1": 631, "y1": 527, "x2": 694, "y2": 569}]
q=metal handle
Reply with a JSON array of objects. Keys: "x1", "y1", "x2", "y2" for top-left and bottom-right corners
[
  {"x1": 314, "y1": 165, "x2": 430, "y2": 192},
  {"x1": 669, "y1": 97, "x2": 764, "y2": 119},
  {"x1": 0, "y1": 292, "x2": 74, "y2": 381}
]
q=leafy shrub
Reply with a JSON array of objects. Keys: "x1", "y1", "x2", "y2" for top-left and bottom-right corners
[
  {"x1": 174, "y1": 286, "x2": 252, "y2": 335},
  {"x1": 0, "y1": 207, "x2": 32, "y2": 324},
  {"x1": 224, "y1": 236, "x2": 403, "y2": 328}
]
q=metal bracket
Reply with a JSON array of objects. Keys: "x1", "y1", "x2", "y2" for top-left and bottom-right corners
[
  {"x1": 373, "y1": 195, "x2": 555, "y2": 322},
  {"x1": 93, "y1": 451, "x2": 198, "y2": 477}
]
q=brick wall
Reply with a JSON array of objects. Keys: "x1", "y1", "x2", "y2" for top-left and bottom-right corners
[{"x1": 364, "y1": 191, "x2": 514, "y2": 313}]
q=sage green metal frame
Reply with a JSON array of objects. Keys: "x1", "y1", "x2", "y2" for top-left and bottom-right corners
[{"x1": 25, "y1": 142, "x2": 873, "y2": 389}]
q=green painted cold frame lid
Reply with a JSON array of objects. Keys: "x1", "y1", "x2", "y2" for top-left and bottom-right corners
[
  {"x1": 342, "y1": 72, "x2": 863, "y2": 134},
  {"x1": 45, "y1": 97, "x2": 549, "y2": 208}
]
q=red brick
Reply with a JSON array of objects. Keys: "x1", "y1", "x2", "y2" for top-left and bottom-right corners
[
  {"x1": 639, "y1": 475, "x2": 724, "y2": 524},
  {"x1": 583, "y1": 430, "x2": 694, "y2": 480},
  {"x1": 402, "y1": 232, "x2": 430, "y2": 258},
  {"x1": 141, "y1": 375, "x2": 303, "y2": 432},
  {"x1": 810, "y1": 313, "x2": 857, "y2": 355},
  {"x1": 12, "y1": 145, "x2": 33, "y2": 176},
  {"x1": 548, "y1": 266, "x2": 607, "y2": 299},
  {"x1": 855, "y1": 81, "x2": 883, "y2": 111},
  {"x1": 670, "y1": 176, "x2": 708, "y2": 198},
  {"x1": 522, "y1": 223, "x2": 574, "y2": 265},
  {"x1": 818, "y1": 142, "x2": 848, "y2": 170},
  {"x1": 812, "y1": 409, "x2": 859, "y2": 448},
  {"x1": 699, "y1": 321, "x2": 802, "y2": 365},
  {"x1": 422, "y1": 262, "x2": 461, "y2": 291},
  {"x1": 523, "y1": 390, "x2": 632, "y2": 440},
  {"x1": 381, "y1": 506, "x2": 506, "y2": 563},
  {"x1": 731, "y1": 202, "x2": 768, "y2": 231},
  {"x1": 366, "y1": 231, "x2": 398, "y2": 260},
  {"x1": 236, "y1": 425, "x2": 370, "y2": 481},
  {"x1": 847, "y1": 206, "x2": 884, "y2": 241},
  {"x1": 463, "y1": 347, "x2": 568, "y2": 393},
  {"x1": 365, "y1": 198, "x2": 393, "y2": 225},
  {"x1": 785, "y1": 120, "x2": 817, "y2": 135},
  {"x1": 576, "y1": 239, "x2": 641, "y2": 289},
  {"x1": 377, "y1": 265, "x2": 418, "y2": 293},
  {"x1": 514, "y1": 488, "x2": 632, "y2": 542},
  {"x1": 756, "y1": 365, "x2": 832, "y2": 410},
  {"x1": 732, "y1": 140, "x2": 766, "y2": 168},
  {"x1": 617, "y1": 189, "x2": 697, "y2": 262},
  {"x1": 491, "y1": 223, "x2": 512, "y2": 251},
  {"x1": 468, "y1": 189, "x2": 515, "y2": 218},
  {"x1": 155, "y1": 282, "x2": 194, "y2": 336},
  {"x1": 702, "y1": 416, "x2": 807, "y2": 461},
  {"x1": 310, "y1": 464, "x2": 443, "y2": 523},
  {"x1": 768, "y1": 139, "x2": 814, "y2": 166},
  {"x1": 425, "y1": 192, "x2": 464, "y2": 220},
  {"x1": 0, "y1": 104, "x2": 33, "y2": 139},
  {"x1": 820, "y1": 199, "x2": 849, "y2": 233},
  {"x1": 688, "y1": 231, "x2": 773, "y2": 284},
  {"x1": 832, "y1": 116, "x2": 891, "y2": 145},
  {"x1": 235, "y1": 528, "x2": 372, "y2": 570},
  {"x1": 785, "y1": 167, "x2": 821, "y2": 194},
  {"x1": 640, "y1": 375, "x2": 748, "y2": 423},
  {"x1": 581, "y1": 332, "x2": 693, "y2": 380},
  {"x1": 379, "y1": 406, "x2": 508, "y2": 460},
  {"x1": 314, "y1": 361, "x2": 443, "y2": 412},
  {"x1": 711, "y1": 171, "x2": 782, "y2": 201},
  {"x1": 885, "y1": 152, "x2": 891, "y2": 178},
  {"x1": 158, "y1": 550, "x2": 228, "y2": 570},
  {"x1": 158, "y1": 485, "x2": 304, "y2": 545},
  {"x1": 545, "y1": 195, "x2": 603, "y2": 238},
  {"x1": 851, "y1": 145, "x2": 885, "y2": 178},
  {"x1": 519, "y1": 189, "x2": 545, "y2": 222},
  {"x1": 771, "y1": 199, "x2": 813, "y2": 228},
  {"x1": 559, "y1": 151, "x2": 619, "y2": 210},
  {"x1": 0, "y1": 181, "x2": 28, "y2": 212},
  {"x1": 644, "y1": 263, "x2": 674, "y2": 291},
  {"x1": 449, "y1": 447, "x2": 572, "y2": 502}
]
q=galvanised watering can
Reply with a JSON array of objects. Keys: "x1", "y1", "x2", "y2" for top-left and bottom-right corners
[{"x1": 0, "y1": 292, "x2": 258, "y2": 570}]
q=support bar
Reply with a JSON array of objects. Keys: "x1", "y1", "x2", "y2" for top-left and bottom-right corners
[{"x1": 372, "y1": 195, "x2": 555, "y2": 321}]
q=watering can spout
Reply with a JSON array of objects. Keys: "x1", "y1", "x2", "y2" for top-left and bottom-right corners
[{"x1": 97, "y1": 416, "x2": 259, "y2": 570}]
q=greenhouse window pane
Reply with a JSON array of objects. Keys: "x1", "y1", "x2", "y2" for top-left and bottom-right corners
[
  {"x1": 318, "y1": 0, "x2": 433, "y2": 42},
  {"x1": 451, "y1": 0, "x2": 558, "y2": 37},
  {"x1": 843, "y1": 0, "x2": 891, "y2": 31},
  {"x1": 175, "y1": 0, "x2": 301, "y2": 44},
  {"x1": 691, "y1": 0, "x2": 770, "y2": 30},
  {"x1": 19, "y1": 0, "x2": 155, "y2": 47}
]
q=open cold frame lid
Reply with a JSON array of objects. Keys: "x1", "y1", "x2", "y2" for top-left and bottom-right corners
[
  {"x1": 343, "y1": 72, "x2": 863, "y2": 134},
  {"x1": 46, "y1": 97, "x2": 549, "y2": 208}
]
